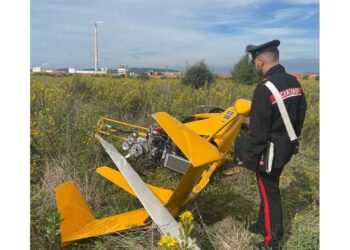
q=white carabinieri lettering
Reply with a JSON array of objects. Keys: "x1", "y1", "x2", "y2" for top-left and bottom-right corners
[{"x1": 269, "y1": 87, "x2": 302, "y2": 104}]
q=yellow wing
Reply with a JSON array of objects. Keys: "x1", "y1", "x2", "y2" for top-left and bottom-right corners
[{"x1": 152, "y1": 112, "x2": 221, "y2": 167}]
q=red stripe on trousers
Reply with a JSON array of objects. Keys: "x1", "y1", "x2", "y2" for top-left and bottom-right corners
[{"x1": 257, "y1": 174, "x2": 273, "y2": 246}]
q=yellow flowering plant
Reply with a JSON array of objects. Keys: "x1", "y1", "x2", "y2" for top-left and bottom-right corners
[
  {"x1": 158, "y1": 234, "x2": 179, "y2": 250},
  {"x1": 178, "y1": 211, "x2": 196, "y2": 250},
  {"x1": 158, "y1": 210, "x2": 196, "y2": 250}
]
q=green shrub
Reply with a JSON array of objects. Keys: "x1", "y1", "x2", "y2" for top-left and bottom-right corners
[
  {"x1": 69, "y1": 75, "x2": 94, "y2": 101},
  {"x1": 43, "y1": 211, "x2": 61, "y2": 250},
  {"x1": 182, "y1": 59, "x2": 216, "y2": 89},
  {"x1": 137, "y1": 72, "x2": 150, "y2": 80},
  {"x1": 231, "y1": 53, "x2": 261, "y2": 85},
  {"x1": 116, "y1": 74, "x2": 126, "y2": 79}
]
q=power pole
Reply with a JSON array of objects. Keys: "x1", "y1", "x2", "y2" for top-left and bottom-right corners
[{"x1": 94, "y1": 21, "x2": 103, "y2": 72}]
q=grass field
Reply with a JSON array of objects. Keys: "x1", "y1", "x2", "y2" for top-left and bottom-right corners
[{"x1": 30, "y1": 74, "x2": 319, "y2": 249}]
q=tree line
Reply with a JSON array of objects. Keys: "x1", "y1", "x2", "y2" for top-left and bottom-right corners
[{"x1": 182, "y1": 53, "x2": 261, "y2": 89}]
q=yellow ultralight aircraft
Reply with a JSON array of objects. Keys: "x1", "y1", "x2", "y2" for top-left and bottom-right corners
[{"x1": 55, "y1": 99, "x2": 251, "y2": 247}]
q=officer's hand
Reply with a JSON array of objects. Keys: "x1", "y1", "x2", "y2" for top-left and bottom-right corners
[{"x1": 259, "y1": 160, "x2": 264, "y2": 166}]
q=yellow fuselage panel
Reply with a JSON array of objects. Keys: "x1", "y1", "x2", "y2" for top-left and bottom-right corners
[
  {"x1": 166, "y1": 165, "x2": 207, "y2": 214},
  {"x1": 184, "y1": 113, "x2": 223, "y2": 136},
  {"x1": 184, "y1": 104, "x2": 247, "y2": 153},
  {"x1": 185, "y1": 105, "x2": 236, "y2": 136},
  {"x1": 234, "y1": 99, "x2": 251, "y2": 116},
  {"x1": 212, "y1": 115, "x2": 245, "y2": 153}
]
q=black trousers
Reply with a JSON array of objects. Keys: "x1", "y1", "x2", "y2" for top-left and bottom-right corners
[{"x1": 256, "y1": 167, "x2": 284, "y2": 247}]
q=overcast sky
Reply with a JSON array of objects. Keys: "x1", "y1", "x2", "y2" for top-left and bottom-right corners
[{"x1": 31, "y1": 0, "x2": 319, "y2": 73}]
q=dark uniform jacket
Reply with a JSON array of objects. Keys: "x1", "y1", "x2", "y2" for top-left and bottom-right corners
[{"x1": 242, "y1": 64, "x2": 307, "y2": 170}]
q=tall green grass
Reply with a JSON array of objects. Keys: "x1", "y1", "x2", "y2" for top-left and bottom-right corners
[{"x1": 30, "y1": 75, "x2": 319, "y2": 249}]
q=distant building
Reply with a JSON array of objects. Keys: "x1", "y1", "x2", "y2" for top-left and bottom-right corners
[
  {"x1": 32, "y1": 67, "x2": 42, "y2": 73},
  {"x1": 100, "y1": 67, "x2": 108, "y2": 73},
  {"x1": 32, "y1": 67, "x2": 54, "y2": 73},
  {"x1": 117, "y1": 64, "x2": 129, "y2": 76},
  {"x1": 68, "y1": 67, "x2": 107, "y2": 74},
  {"x1": 68, "y1": 68, "x2": 76, "y2": 74}
]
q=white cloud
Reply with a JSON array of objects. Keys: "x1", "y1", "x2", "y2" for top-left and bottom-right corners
[
  {"x1": 31, "y1": 0, "x2": 319, "y2": 70},
  {"x1": 256, "y1": 7, "x2": 319, "y2": 26},
  {"x1": 285, "y1": 0, "x2": 319, "y2": 4},
  {"x1": 244, "y1": 27, "x2": 308, "y2": 36}
]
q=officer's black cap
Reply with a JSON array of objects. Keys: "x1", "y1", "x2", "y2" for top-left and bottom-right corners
[{"x1": 246, "y1": 39, "x2": 280, "y2": 61}]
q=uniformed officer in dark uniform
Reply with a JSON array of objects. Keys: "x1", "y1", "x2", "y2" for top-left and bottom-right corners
[{"x1": 240, "y1": 40, "x2": 307, "y2": 249}]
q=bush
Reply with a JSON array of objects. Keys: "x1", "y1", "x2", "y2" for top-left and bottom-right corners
[
  {"x1": 182, "y1": 60, "x2": 216, "y2": 89},
  {"x1": 116, "y1": 74, "x2": 126, "y2": 79},
  {"x1": 137, "y1": 72, "x2": 150, "y2": 80},
  {"x1": 303, "y1": 74, "x2": 309, "y2": 80},
  {"x1": 231, "y1": 53, "x2": 261, "y2": 85}
]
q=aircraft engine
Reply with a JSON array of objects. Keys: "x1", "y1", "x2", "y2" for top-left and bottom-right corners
[{"x1": 121, "y1": 123, "x2": 173, "y2": 166}]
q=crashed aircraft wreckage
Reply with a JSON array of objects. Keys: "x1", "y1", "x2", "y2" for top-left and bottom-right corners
[{"x1": 55, "y1": 99, "x2": 251, "y2": 247}]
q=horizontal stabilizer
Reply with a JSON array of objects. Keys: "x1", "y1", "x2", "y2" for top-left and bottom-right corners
[
  {"x1": 63, "y1": 208, "x2": 149, "y2": 243},
  {"x1": 96, "y1": 166, "x2": 173, "y2": 204},
  {"x1": 56, "y1": 181, "x2": 149, "y2": 244},
  {"x1": 152, "y1": 112, "x2": 221, "y2": 167}
]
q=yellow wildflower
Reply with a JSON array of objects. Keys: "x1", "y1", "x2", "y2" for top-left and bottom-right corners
[
  {"x1": 158, "y1": 234, "x2": 179, "y2": 249},
  {"x1": 179, "y1": 211, "x2": 193, "y2": 223}
]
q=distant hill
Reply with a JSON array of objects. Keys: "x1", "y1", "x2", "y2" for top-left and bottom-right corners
[
  {"x1": 215, "y1": 58, "x2": 319, "y2": 74},
  {"x1": 54, "y1": 67, "x2": 179, "y2": 73},
  {"x1": 54, "y1": 61, "x2": 319, "y2": 75},
  {"x1": 280, "y1": 58, "x2": 319, "y2": 74},
  {"x1": 128, "y1": 67, "x2": 179, "y2": 73},
  {"x1": 55, "y1": 68, "x2": 69, "y2": 72}
]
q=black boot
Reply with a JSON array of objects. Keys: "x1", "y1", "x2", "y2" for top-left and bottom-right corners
[{"x1": 248, "y1": 222, "x2": 266, "y2": 236}]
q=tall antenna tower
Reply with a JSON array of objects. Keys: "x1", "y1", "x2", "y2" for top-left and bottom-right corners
[{"x1": 94, "y1": 21, "x2": 103, "y2": 72}]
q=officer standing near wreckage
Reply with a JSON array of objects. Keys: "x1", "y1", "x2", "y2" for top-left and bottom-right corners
[{"x1": 238, "y1": 40, "x2": 307, "y2": 249}]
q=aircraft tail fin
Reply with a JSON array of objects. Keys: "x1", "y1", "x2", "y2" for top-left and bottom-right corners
[
  {"x1": 56, "y1": 181, "x2": 150, "y2": 245},
  {"x1": 55, "y1": 181, "x2": 96, "y2": 244}
]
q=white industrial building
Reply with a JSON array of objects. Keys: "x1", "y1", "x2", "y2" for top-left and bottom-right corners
[
  {"x1": 117, "y1": 64, "x2": 129, "y2": 75},
  {"x1": 68, "y1": 67, "x2": 108, "y2": 74},
  {"x1": 32, "y1": 67, "x2": 54, "y2": 73}
]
